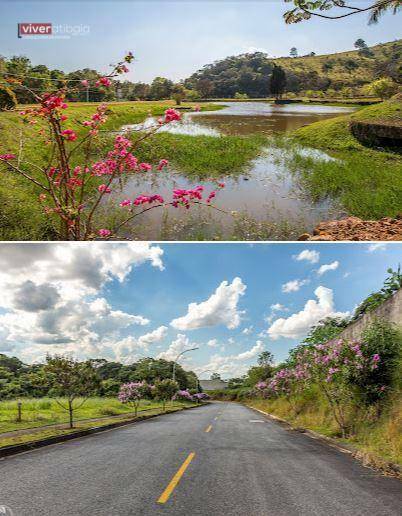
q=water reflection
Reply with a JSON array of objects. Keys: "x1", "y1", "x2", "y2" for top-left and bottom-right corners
[
  {"x1": 123, "y1": 101, "x2": 353, "y2": 137},
  {"x1": 115, "y1": 102, "x2": 353, "y2": 240}
]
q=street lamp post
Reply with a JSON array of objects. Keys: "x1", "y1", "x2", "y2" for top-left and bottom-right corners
[{"x1": 172, "y1": 347, "x2": 199, "y2": 382}]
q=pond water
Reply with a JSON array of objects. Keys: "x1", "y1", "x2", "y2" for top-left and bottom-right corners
[{"x1": 113, "y1": 102, "x2": 354, "y2": 240}]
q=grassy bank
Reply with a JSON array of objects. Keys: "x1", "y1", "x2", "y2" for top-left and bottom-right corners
[
  {"x1": 0, "y1": 399, "x2": 197, "y2": 449},
  {"x1": 0, "y1": 396, "x2": 187, "y2": 433},
  {"x1": 285, "y1": 97, "x2": 402, "y2": 220},
  {"x1": 245, "y1": 391, "x2": 402, "y2": 468}
]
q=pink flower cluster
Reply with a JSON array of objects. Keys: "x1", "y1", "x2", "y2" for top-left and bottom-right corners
[{"x1": 0, "y1": 154, "x2": 16, "y2": 161}]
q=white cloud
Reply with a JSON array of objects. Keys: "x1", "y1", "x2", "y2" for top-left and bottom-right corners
[
  {"x1": 270, "y1": 303, "x2": 286, "y2": 311},
  {"x1": 282, "y1": 279, "x2": 309, "y2": 293},
  {"x1": 170, "y1": 277, "x2": 246, "y2": 330},
  {"x1": 0, "y1": 243, "x2": 163, "y2": 362},
  {"x1": 111, "y1": 326, "x2": 167, "y2": 363},
  {"x1": 236, "y1": 340, "x2": 264, "y2": 360},
  {"x1": 207, "y1": 339, "x2": 218, "y2": 347},
  {"x1": 157, "y1": 334, "x2": 197, "y2": 362},
  {"x1": 294, "y1": 249, "x2": 320, "y2": 264},
  {"x1": 367, "y1": 243, "x2": 387, "y2": 252},
  {"x1": 343, "y1": 272, "x2": 351, "y2": 278},
  {"x1": 242, "y1": 326, "x2": 253, "y2": 335},
  {"x1": 195, "y1": 340, "x2": 265, "y2": 378},
  {"x1": 267, "y1": 286, "x2": 349, "y2": 340},
  {"x1": 317, "y1": 261, "x2": 339, "y2": 276}
]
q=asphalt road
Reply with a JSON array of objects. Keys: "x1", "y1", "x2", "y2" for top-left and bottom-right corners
[{"x1": 0, "y1": 402, "x2": 401, "y2": 516}]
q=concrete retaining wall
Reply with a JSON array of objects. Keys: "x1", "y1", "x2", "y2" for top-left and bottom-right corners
[{"x1": 334, "y1": 288, "x2": 402, "y2": 342}]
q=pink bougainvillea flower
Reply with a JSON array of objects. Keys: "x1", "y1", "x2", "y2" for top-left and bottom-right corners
[
  {"x1": 133, "y1": 194, "x2": 164, "y2": 206},
  {"x1": 81, "y1": 80, "x2": 89, "y2": 87},
  {"x1": 98, "y1": 184, "x2": 112, "y2": 193},
  {"x1": 119, "y1": 199, "x2": 132, "y2": 207},
  {"x1": 157, "y1": 159, "x2": 169, "y2": 171},
  {"x1": 139, "y1": 163, "x2": 152, "y2": 171},
  {"x1": 164, "y1": 108, "x2": 181, "y2": 123},
  {"x1": 0, "y1": 153, "x2": 16, "y2": 160},
  {"x1": 96, "y1": 77, "x2": 112, "y2": 87},
  {"x1": 60, "y1": 129, "x2": 77, "y2": 141},
  {"x1": 98, "y1": 229, "x2": 112, "y2": 237}
]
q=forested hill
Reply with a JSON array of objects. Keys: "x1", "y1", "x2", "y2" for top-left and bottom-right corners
[{"x1": 184, "y1": 40, "x2": 402, "y2": 98}]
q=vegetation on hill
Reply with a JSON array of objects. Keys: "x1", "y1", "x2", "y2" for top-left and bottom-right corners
[
  {"x1": 1, "y1": 40, "x2": 400, "y2": 105},
  {"x1": 184, "y1": 40, "x2": 401, "y2": 98}
]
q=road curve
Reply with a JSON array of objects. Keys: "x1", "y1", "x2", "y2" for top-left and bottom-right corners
[{"x1": 0, "y1": 402, "x2": 401, "y2": 516}]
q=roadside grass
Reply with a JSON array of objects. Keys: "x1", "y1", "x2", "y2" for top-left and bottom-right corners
[
  {"x1": 245, "y1": 391, "x2": 402, "y2": 467},
  {"x1": 0, "y1": 396, "x2": 191, "y2": 434},
  {"x1": 284, "y1": 98, "x2": 402, "y2": 219},
  {"x1": 0, "y1": 402, "x2": 197, "y2": 449}
]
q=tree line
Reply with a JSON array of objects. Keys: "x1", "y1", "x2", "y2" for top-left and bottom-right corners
[{"x1": 0, "y1": 355, "x2": 199, "y2": 400}]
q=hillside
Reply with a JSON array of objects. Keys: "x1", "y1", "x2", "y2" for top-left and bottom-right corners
[{"x1": 184, "y1": 40, "x2": 402, "y2": 97}]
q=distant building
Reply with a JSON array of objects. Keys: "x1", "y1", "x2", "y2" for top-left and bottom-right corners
[{"x1": 199, "y1": 379, "x2": 228, "y2": 391}]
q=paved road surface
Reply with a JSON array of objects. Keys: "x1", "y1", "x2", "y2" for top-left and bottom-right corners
[{"x1": 0, "y1": 402, "x2": 401, "y2": 516}]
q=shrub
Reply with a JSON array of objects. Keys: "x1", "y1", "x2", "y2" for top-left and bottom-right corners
[{"x1": 0, "y1": 84, "x2": 17, "y2": 111}]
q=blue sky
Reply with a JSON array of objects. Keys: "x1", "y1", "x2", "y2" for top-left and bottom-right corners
[
  {"x1": 0, "y1": 242, "x2": 400, "y2": 378},
  {"x1": 0, "y1": 1, "x2": 400, "y2": 82}
]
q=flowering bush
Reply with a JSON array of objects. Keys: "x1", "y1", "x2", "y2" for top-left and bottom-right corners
[
  {"x1": 192, "y1": 392, "x2": 210, "y2": 402},
  {"x1": 173, "y1": 389, "x2": 194, "y2": 402},
  {"x1": 118, "y1": 381, "x2": 150, "y2": 416},
  {"x1": 0, "y1": 52, "x2": 224, "y2": 240},
  {"x1": 257, "y1": 337, "x2": 386, "y2": 436}
]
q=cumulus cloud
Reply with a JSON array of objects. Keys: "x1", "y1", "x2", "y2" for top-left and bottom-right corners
[
  {"x1": 267, "y1": 286, "x2": 348, "y2": 340},
  {"x1": 294, "y1": 249, "x2": 320, "y2": 264},
  {"x1": 195, "y1": 340, "x2": 265, "y2": 378},
  {"x1": 207, "y1": 339, "x2": 218, "y2": 347},
  {"x1": 242, "y1": 326, "x2": 253, "y2": 335},
  {"x1": 317, "y1": 261, "x2": 339, "y2": 276},
  {"x1": 157, "y1": 334, "x2": 197, "y2": 361},
  {"x1": 170, "y1": 277, "x2": 246, "y2": 330},
  {"x1": 13, "y1": 281, "x2": 60, "y2": 312},
  {"x1": 0, "y1": 243, "x2": 163, "y2": 362},
  {"x1": 282, "y1": 279, "x2": 309, "y2": 293},
  {"x1": 111, "y1": 326, "x2": 167, "y2": 363}
]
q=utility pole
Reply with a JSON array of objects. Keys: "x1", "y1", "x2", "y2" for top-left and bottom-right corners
[
  {"x1": 86, "y1": 86, "x2": 89, "y2": 103},
  {"x1": 172, "y1": 347, "x2": 199, "y2": 382}
]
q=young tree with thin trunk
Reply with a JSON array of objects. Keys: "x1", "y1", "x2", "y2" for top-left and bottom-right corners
[
  {"x1": 153, "y1": 379, "x2": 178, "y2": 411},
  {"x1": 43, "y1": 355, "x2": 100, "y2": 429}
]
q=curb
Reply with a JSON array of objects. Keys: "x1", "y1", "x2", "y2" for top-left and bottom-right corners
[
  {"x1": 246, "y1": 404, "x2": 401, "y2": 478},
  {"x1": 0, "y1": 404, "x2": 203, "y2": 459}
]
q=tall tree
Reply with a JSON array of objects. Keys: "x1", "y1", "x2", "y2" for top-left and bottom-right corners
[
  {"x1": 290, "y1": 47, "x2": 298, "y2": 58},
  {"x1": 270, "y1": 65, "x2": 287, "y2": 100}
]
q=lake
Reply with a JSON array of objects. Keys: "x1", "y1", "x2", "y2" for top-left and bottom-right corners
[{"x1": 113, "y1": 102, "x2": 354, "y2": 240}]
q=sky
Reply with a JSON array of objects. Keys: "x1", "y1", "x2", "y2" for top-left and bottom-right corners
[
  {"x1": 0, "y1": 1, "x2": 400, "y2": 82},
  {"x1": 0, "y1": 242, "x2": 401, "y2": 378}
]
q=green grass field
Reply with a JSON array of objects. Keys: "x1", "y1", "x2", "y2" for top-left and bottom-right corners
[{"x1": 0, "y1": 396, "x2": 190, "y2": 434}]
